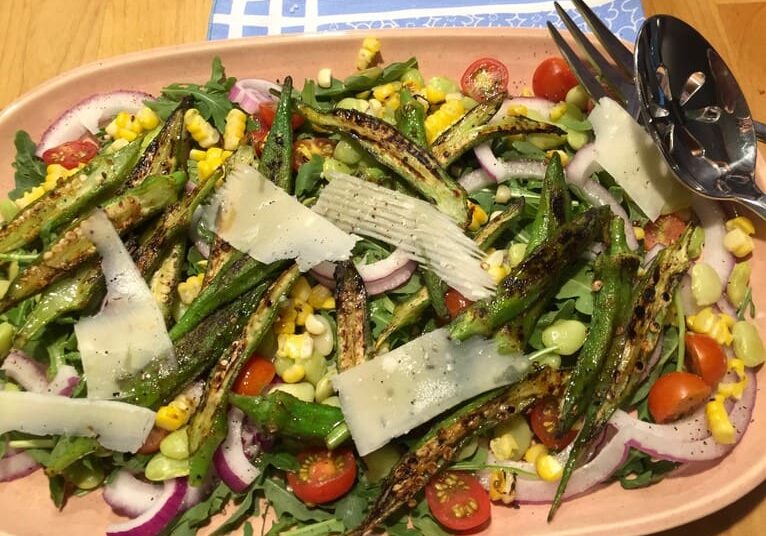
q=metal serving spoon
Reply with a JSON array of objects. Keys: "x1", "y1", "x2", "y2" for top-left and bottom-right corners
[{"x1": 634, "y1": 15, "x2": 766, "y2": 219}]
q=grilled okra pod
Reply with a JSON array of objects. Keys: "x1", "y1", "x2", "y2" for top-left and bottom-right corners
[
  {"x1": 259, "y1": 76, "x2": 295, "y2": 193},
  {"x1": 297, "y1": 103, "x2": 469, "y2": 226},
  {"x1": 525, "y1": 152, "x2": 571, "y2": 254},
  {"x1": 0, "y1": 139, "x2": 143, "y2": 253},
  {"x1": 148, "y1": 239, "x2": 187, "y2": 324},
  {"x1": 188, "y1": 265, "x2": 300, "y2": 484},
  {"x1": 395, "y1": 89, "x2": 428, "y2": 147},
  {"x1": 555, "y1": 217, "x2": 639, "y2": 435},
  {"x1": 0, "y1": 172, "x2": 186, "y2": 314},
  {"x1": 473, "y1": 197, "x2": 525, "y2": 251},
  {"x1": 230, "y1": 391, "x2": 344, "y2": 443},
  {"x1": 449, "y1": 205, "x2": 611, "y2": 341},
  {"x1": 349, "y1": 367, "x2": 568, "y2": 535},
  {"x1": 421, "y1": 269, "x2": 450, "y2": 322},
  {"x1": 335, "y1": 261, "x2": 371, "y2": 371},
  {"x1": 549, "y1": 226, "x2": 693, "y2": 520}
]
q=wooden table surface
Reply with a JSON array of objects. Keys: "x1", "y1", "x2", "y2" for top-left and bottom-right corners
[{"x1": 0, "y1": 0, "x2": 764, "y2": 535}]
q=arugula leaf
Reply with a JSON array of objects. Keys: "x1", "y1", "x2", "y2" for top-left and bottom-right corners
[
  {"x1": 369, "y1": 295, "x2": 396, "y2": 338},
  {"x1": 282, "y1": 519, "x2": 345, "y2": 535},
  {"x1": 162, "y1": 482, "x2": 232, "y2": 536},
  {"x1": 46, "y1": 436, "x2": 99, "y2": 474},
  {"x1": 243, "y1": 522, "x2": 254, "y2": 536},
  {"x1": 210, "y1": 491, "x2": 259, "y2": 536},
  {"x1": 295, "y1": 155, "x2": 325, "y2": 198},
  {"x1": 555, "y1": 264, "x2": 594, "y2": 315},
  {"x1": 263, "y1": 479, "x2": 332, "y2": 522},
  {"x1": 612, "y1": 448, "x2": 678, "y2": 489},
  {"x1": 737, "y1": 286, "x2": 756, "y2": 320},
  {"x1": 264, "y1": 515, "x2": 298, "y2": 536},
  {"x1": 469, "y1": 189, "x2": 495, "y2": 216},
  {"x1": 258, "y1": 451, "x2": 300, "y2": 472},
  {"x1": 49, "y1": 475, "x2": 68, "y2": 510},
  {"x1": 9, "y1": 131, "x2": 46, "y2": 201},
  {"x1": 146, "y1": 57, "x2": 235, "y2": 131},
  {"x1": 511, "y1": 140, "x2": 546, "y2": 158},
  {"x1": 411, "y1": 515, "x2": 450, "y2": 536},
  {"x1": 629, "y1": 326, "x2": 679, "y2": 409},
  {"x1": 332, "y1": 487, "x2": 371, "y2": 530}
]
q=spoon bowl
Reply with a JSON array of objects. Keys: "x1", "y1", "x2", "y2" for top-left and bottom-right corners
[{"x1": 634, "y1": 15, "x2": 766, "y2": 218}]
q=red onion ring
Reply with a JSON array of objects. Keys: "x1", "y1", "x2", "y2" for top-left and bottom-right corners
[
  {"x1": 691, "y1": 197, "x2": 734, "y2": 284},
  {"x1": 213, "y1": 407, "x2": 261, "y2": 493},
  {"x1": 473, "y1": 143, "x2": 503, "y2": 180},
  {"x1": 311, "y1": 258, "x2": 417, "y2": 296},
  {"x1": 37, "y1": 90, "x2": 153, "y2": 155},
  {"x1": 312, "y1": 249, "x2": 412, "y2": 282},
  {"x1": 0, "y1": 451, "x2": 40, "y2": 482},
  {"x1": 228, "y1": 79, "x2": 280, "y2": 114},
  {"x1": 47, "y1": 365, "x2": 81, "y2": 397},
  {"x1": 106, "y1": 477, "x2": 187, "y2": 536},
  {"x1": 717, "y1": 296, "x2": 738, "y2": 318},
  {"x1": 103, "y1": 471, "x2": 162, "y2": 519},
  {"x1": 458, "y1": 168, "x2": 494, "y2": 193},
  {"x1": 565, "y1": 143, "x2": 601, "y2": 186},
  {"x1": 581, "y1": 180, "x2": 638, "y2": 251},
  {"x1": 1, "y1": 350, "x2": 47, "y2": 392}
]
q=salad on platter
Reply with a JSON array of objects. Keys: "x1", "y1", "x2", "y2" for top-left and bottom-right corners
[{"x1": 0, "y1": 35, "x2": 763, "y2": 536}]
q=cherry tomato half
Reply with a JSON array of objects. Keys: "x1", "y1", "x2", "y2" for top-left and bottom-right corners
[
  {"x1": 258, "y1": 101, "x2": 305, "y2": 131},
  {"x1": 529, "y1": 397, "x2": 577, "y2": 451},
  {"x1": 42, "y1": 140, "x2": 99, "y2": 169},
  {"x1": 685, "y1": 333, "x2": 727, "y2": 387},
  {"x1": 292, "y1": 138, "x2": 336, "y2": 172},
  {"x1": 426, "y1": 471, "x2": 491, "y2": 532},
  {"x1": 460, "y1": 57, "x2": 510, "y2": 102},
  {"x1": 648, "y1": 371, "x2": 712, "y2": 424},
  {"x1": 249, "y1": 118, "x2": 271, "y2": 156},
  {"x1": 445, "y1": 288, "x2": 473, "y2": 319},
  {"x1": 643, "y1": 212, "x2": 689, "y2": 250},
  {"x1": 532, "y1": 57, "x2": 579, "y2": 103},
  {"x1": 137, "y1": 426, "x2": 170, "y2": 455},
  {"x1": 232, "y1": 355, "x2": 276, "y2": 396},
  {"x1": 287, "y1": 448, "x2": 357, "y2": 504}
]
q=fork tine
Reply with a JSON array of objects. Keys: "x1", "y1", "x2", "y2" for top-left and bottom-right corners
[
  {"x1": 553, "y1": 2, "x2": 630, "y2": 95},
  {"x1": 546, "y1": 22, "x2": 608, "y2": 102},
  {"x1": 571, "y1": 0, "x2": 634, "y2": 76}
]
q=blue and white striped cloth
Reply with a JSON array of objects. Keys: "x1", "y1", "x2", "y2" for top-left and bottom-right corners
[{"x1": 208, "y1": 0, "x2": 644, "y2": 42}]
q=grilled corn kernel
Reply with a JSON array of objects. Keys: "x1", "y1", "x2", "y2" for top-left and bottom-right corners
[
  {"x1": 317, "y1": 68, "x2": 333, "y2": 89},
  {"x1": 468, "y1": 203, "x2": 489, "y2": 231},
  {"x1": 633, "y1": 226, "x2": 645, "y2": 241},
  {"x1": 488, "y1": 469, "x2": 516, "y2": 504},
  {"x1": 687, "y1": 307, "x2": 734, "y2": 346},
  {"x1": 189, "y1": 149, "x2": 207, "y2": 162},
  {"x1": 223, "y1": 108, "x2": 247, "y2": 151},
  {"x1": 523, "y1": 443, "x2": 548, "y2": 463},
  {"x1": 723, "y1": 228, "x2": 754, "y2": 258},
  {"x1": 372, "y1": 82, "x2": 400, "y2": 102},
  {"x1": 487, "y1": 265, "x2": 510, "y2": 284},
  {"x1": 425, "y1": 85, "x2": 446, "y2": 105},
  {"x1": 384, "y1": 92, "x2": 401, "y2": 112},
  {"x1": 276, "y1": 333, "x2": 314, "y2": 360},
  {"x1": 508, "y1": 243, "x2": 527, "y2": 267},
  {"x1": 549, "y1": 102, "x2": 568, "y2": 121},
  {"x1": 546, "y1": 149, "x2": 570, "y2": 166},
  {"x1": 290, "y1": 277, "x2": 312, "y2": 302},
  {"x1": 137, "y1": 107, "x2": 160, "y2": 130},
  {"x1": 725, "y1": 216, "x2": 755, "y2": 236},
  {"x1": 706, "y1": 395, "x2": 736, "y2": 445},
  {"x1": 362, "y1": 37, "x2": 381, "y2": 54},
  {"x1": 440, "y1": 99, "x2": 465, "y2": 119},
  {"x1": 308, "y1": 284, "x2": 333, "y2": 309},
  {"x1": 356, "y1": 48, "x2": 377, "y2": 71},
  {"x1": 495, "y1": 184, "x2": 512, "y2": 204},
  {"x1": 281, "y1": 363, "x2": 306, "y2": 384},
  {"x1": 535, "y1": 454, "x2": 564, "y2": 482},
  {"x1": 295, "y1": 302, "x2": 314, "y2": 326},
  {"x1": 184, "y1": 108, "x2": 220, "y2": 148},
  {"x1": 521, "y1": 86, "x2": 535, "y2": 97},
  {"x1": 155, "y1": 403, "x2": 190, "y2": 431},
  {"x1": 506, "y1": 104, "x2": 529, "y2": 117},
  {"x1": 305, "y1": 313, "x2": 327, "y2": 335},
  {"x1": 177, "y1": 273, "x2": 204, "y2": 305}
]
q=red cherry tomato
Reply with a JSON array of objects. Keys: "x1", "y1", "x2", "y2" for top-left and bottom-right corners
[
  {"x1": 258, "y1": 101, "x2": 304, "y2": 130},
  {"x1": 532, "y1": 57, "x2": 579, "y2": 103},
  {"x1": 445, "y1": 288, "x2": 473, "y2": 319},
  {"x1": 460, "y1": 57, "x2": 510, "y2": 102},
  {"x1": 292, "y1": 137, "x2": 336, "y2": 172},
  {"x1": 286, "y1": 448, "x2": 357, "y2": 504},
  {"x1": 648, "y1": 371, "x2": 712, "y2": 424},
  {"x1": 232, "y1": 355, "x2": 276, "y2": 396},
  {"x1": 249, "y1": 118, "x2": 271, "y2": 156},
  {"x1": 42, "y1": 140, "x2": 99, "y2": 169},
  {"x1": 425, "y1": 471, "x2": 491, "y2": 532},
  {"x1": 643, "y1": 213, "x2": 689, "y2": 250},
  {"x1": 529, "y1": 397, "x2": 577, "y2": 451},
  {"x1": 685, "y1": 333, "x2": 728, "y2": 387}
]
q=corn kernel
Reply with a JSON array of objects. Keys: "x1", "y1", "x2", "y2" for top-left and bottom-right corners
[
  {"x1": 367, "y1": 98, "x2": 384, "y2": 117},
  {"x1": 295, "y1": 302, "x2": 314, "y2": 326},
  {"x1": 15, "y1": 186, "x2": 46, "y2": 209},
  {"x1": 523, "y1": 443, "x2": 548, "y2": 463},
  {"x1": 521, "y1": 86, "x2": 535, "y2": 97},
  {"x1": 440, "y1": 99, "x2": 465, "y2": 119},
  {"x1": 320, "y1": 296, "x2": 335, "y2": 310},
  {"x1": 317, "y1": 68, "x2": 333, "y2": 89},
  {"x1": 489, "y1": 434, "x2": 519, "y2": 461},
  {"x1": 223, "y1": 108, "x2": 247, "y2": 151},
  {"x1": 546, "y1": 149, "x2": 570, "y2": 166},
  {"x1": 115, "y1": 111, "x2": 132, "y2": 128},
  {"x1": 189, "y1": 149, "x2": 207, "y2": 161},
  {"x1": 535, "y1": 454, "x2": 564, "y2": 482},
  {"x1": 356, "y1": 48, "x2": 376, "y2": 71},
  {"x1": 468, "y1": 203, "x2": 489, "y2": 232},
  {"x1": 372, "y1": 82, "x2": 397, "y2": 102},
  {"x1": 384, "y1": 92, "x2": 401, "y2": 112},
  {"x1": 495, "y1": 184, "x2": 512, "y2": 204},
  {"x1": 425, "y1": 86, "x2": 446, "y2": 104},
  {"x1": 706, "y1": 395, "x2": 736, "y2": 444},
  {"x1": 308, "y1": 285, "x2": 333, "y2": 308},
  {"x1": 177, "y1": 273, "x2": 204, "y2": 305},
  {"x1": 290, "y1": 277, "x2": 312, "y2": 303},
  {"x1": 633, "y1": 226, "x2": 645, "y2": 241},
  {"x1": 726, "y1": 216, "x2": 755, "y2": 236},
  {"x1": 155, "y1": 400, "x2": 191, "y2": 432},
  {"x1": 687, "y1": 307, "x2": 734, "y2": 346},
  {"x1": 277, "y1": 333, "x2": 314, "y2": 360},
  {"x1": 506, "y1": 104, "x2": 529, "y2": 117},
  {"x1": 549, "y1": 102, "x2": 568, "y2": 121},
  {"x1": 487, "y1": 264, "x2": 510, "y2": 284},
  {"x1": 723, "y1": 228, "x2": 754, "y2": 258},
  {"x1": 488, "y1": 469, "x2": 516, "y2": 504},
  {"x1": 137, "y1": 107, "x2": 160, "y2": 130},
  {"x1": 117, "y1": 128, "x2": 138, "y2": 142},
  {"x1": 362, "y1": 37, "x2": 381, "y2": 54},
  {"x1": 184, "y1": 108, "x2": 220, "y2": 148},
  {"x1": 282, "y1": 363, "x2": 306, "y2": 384}
]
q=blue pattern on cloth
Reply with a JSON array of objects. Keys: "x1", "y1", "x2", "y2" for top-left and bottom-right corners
[{"x1": 208, "y1": 0, "x2": 644, "y2": 42}]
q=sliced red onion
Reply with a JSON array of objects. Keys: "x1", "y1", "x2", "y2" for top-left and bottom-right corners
[
  {"x1": 565, "y1": 143, "x2": 601, "y2": 187},
  {"x1": 183, "y1": 472, "x2": 215, "y2": 509},
  {"x1": 717, "y1": 296, "x2": 738, "y2": 318},
  {"x1": 691, "y1": 197, "x2": 734, "y2": 284},
  {"x1": 643, "y1": 244, "x2": 663, "y2": 266},
  {"x1": 473, "y1": 143, "x2": 503, "y2": 180},
  {"x1": 459, "y1": 168, "x2": 495, "y2": 193},
  {"x1": 228, "y1": 79, "x2": 280, "y2": 114},
  {"x1": 47, "y1": 365, "x2": 80, "y2": 396},
  {"x1": 493, "y1": 97, "x2": 555, "y2": 122},
  {"x1": 213, "y1": 407, "x2": 261, "y2": 493},
  {"x1": 310, "y1": 250, "x2": 418, "y2": 296},
  {"x1": 106, "y1": 477, "x2": 187, "y2": 536},
  {"x1": 581, "y1": 180, "x2": 638, "y2": 251},
  {"x1": 0, "y1": 451, "x2": 40, "y2": 482},
  {"x1": 103, "y1": 471, "x2": 163, "y2": 519},
  {"x1": 1, "y1": 350, "x2": 48, "y2": 393},
  {"x1": 37, "y1": 90, "x2": 153, "y2": 155},
  {"x1": 515, "y1": 429, "x2": 631, "y2": 504}
]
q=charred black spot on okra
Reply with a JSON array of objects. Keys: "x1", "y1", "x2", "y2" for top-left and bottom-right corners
[{"x1": 260, "y1": 76, "x2": 295, "y2": 193}]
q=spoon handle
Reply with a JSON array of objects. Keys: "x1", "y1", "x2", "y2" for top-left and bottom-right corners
[
  {"x1": 755, "y1": 120, "x2": 766, "y2": 143},
  {"x1": 737, "y1": 195, "x2": 766, "y2": 221}
]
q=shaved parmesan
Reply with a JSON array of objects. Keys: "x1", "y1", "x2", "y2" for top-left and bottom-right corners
[
  {"x1": 314, "y1": 171, "x2": 494, "y2": 300},
  {"x1": 332, "y1": 328, "x2": 532, "y2": 456},
  {"x1": 0, "y1": 391, "x2": 154, "y2": 452},
  {"x1": 589, "y1": 97, "x2": 689, "y2": 221},
  {"x1": 201, "y1": 164, "x2": 357, "y2": 271},
  {"x1": 74, "y1": 210, "x2": 174, "y2": 399}
]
